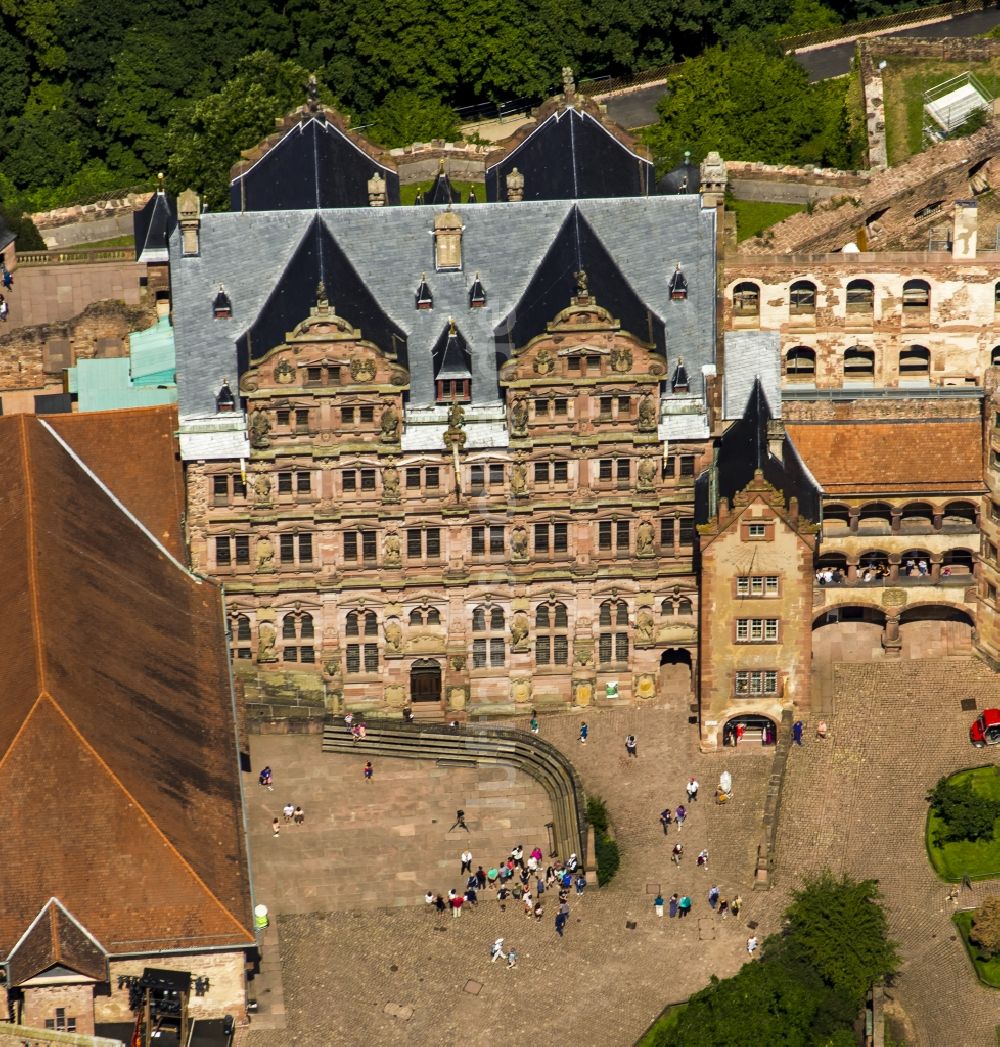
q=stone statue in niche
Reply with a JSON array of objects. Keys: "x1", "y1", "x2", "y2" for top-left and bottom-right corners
[
  {"x1": 510, "y1": 398, "x2": 528, "y2": 435},
  {"x1": 447, "y1": 400, "x2": 466, "y2": 430},
  {"x1": 636, "y1": 520, "x2": 655, "y2": 556},
  {"x1": 510, "y1": 461, "x2": 527, "y2": 495},
  {"x1": 511, "y1": 612, "x2": 529, "y2": 649},
  {"x1": 257, "y1": 621, "x2": 278, "y2": 662},
  {"x1": 638, "y1": 395, "x2": 658, "y2": 431},
  {"x1": 256, "y1": 535, "x2": 275, "y2": 572},
  {"x1": 384, "y1": 618, "x2": 403, "y2": 655},
  {"x1": 637, "y1": 457, "x2": 657, "y2": 491},
  {"x1": 380, "y1": 405, "x2": 400, "y2": 441},
  {"x1": 251, "y1": 472, "x2": 271, "y2": 503},
  {"x1": 249, "y1": 409, "x2": 270, "y2": 448},
  {"x1": 511, "y1": 525, "x2": 528, "y2": 559},
  {"x1": 636, "y1": 608, "x2": 656, "y2": 645},
  {"x1": 382, "y1": 460, "x2": 400, "y2": 502},
  {"x1": 384, "y1": 531, "x2": 402, "y2": 566}
]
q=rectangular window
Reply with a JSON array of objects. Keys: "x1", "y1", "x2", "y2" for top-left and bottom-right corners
[
  {"x1": 213, "y1": 475, "x2": 228, "y2": 503},
  {"x1": 735, "y1": 670, "x2": 779, "y2": 695},
  {"x1": 617, "y1": 395, "x2": 631, "y2": 414},
  {"x1": 359, "y1": 406, "x2": 375, "y2": 423},
  {"x1": 587, "y1": 356, "x2": 601, "y2": 373},
  {"x1": 346, "y1": 645, "x2": 360, "y2": 673},
  {"x1": 736, "y1": 618, "x2": 779, "y2": 643},
  {"x1": 553, "y1": 522, "x2": 568, "y2": 553},
  {"x1": 489, "y1": 463, "x2": 504, "y2": 484},
  {"x1": 554, "y1": 460, "x2": 568, "y2": 482},
  {"x1": 299, "y1": 533, "x2": 313, "y2": 563},
  {"x1": 536, "y1": 635, "x2": 551, "y2": 665},
  {"x1": 215, "y1": 536, "x2": 231, "y2": 566},
  {"x1": 599, "y1": 460, "x2": 613, "y2": 481},
  {"x1": 554, "y1": 635, "x2": 569, "y2": 664},
  {"x1": 489, "y1": 526, "x2": 505, "y2": 554},
  {"x1": 533, "y1": 398, "x2": 548, "y2": 416},
  {"x1": 473, "y1": 638, "x2": 487, "y2": 668},
  {"x1": 426, "y1": 467, "x2": 440, "y2": 488},
  {"x1": 406, "y1": 467, "x2": 421, "y2": 489},
  {"x1": 489, "y1": 638, "x2": 505, "y2": 666},
  {"x1": 599, "y1": 521, "x2": 612, "y2": 551},
  {"x1": 737, "y1": 577, "x2": 750, "y2": 597},
  {"x1": 616, "y1": 520, "x2": 630, "y2": 552},
  {"x1": 235, "y1": 535, "x2": 250, "y2": 565},
  {"x1": 534, "y1": 523, "x2": 549, "y2": 553},
  {"x1": 471, "y1": 465, "x2": 484, "y2": 487},
  {"x1": 307, "y1": 366, "x2": 323, "y2": 385},
  {"x1": 748, "y1": 523, "x2": 767, "y2": 538},
  {"x1": 568, "y1": 357, "x2": 581, "y2": 372},
  {"x1": 554, "y1": 398, "x2": 568, "y2": 417},
  {"x1": 664, "y1": 455, "x2": 676, "y2": 477},
  {"x1": 278, "y1": 472, "x2": 293, "y2": 494},
  {"x1": 472, "y1": 527, "x2": 485, "y2": 555},
  {"x1": 407, "y1": 529, "x2": 422, "y2": 558},
  {"x1": 534, "y1": 462, "x2": 550, "y2": 483},
  {"x1": 988, "y1": 583, "x2": 998, "y2": 603},
  {"x1": 277, "y1": 409, "x2": 290, "y2": 427},
  {"x1": 736, "y1": 576, "x2": 780, "y2": 597},
  {"x1": 297, "y1": 471, "x2": 311, "y2": 493},
  {"x1": 362, "y1": 531, "x2": 377, "y2": 562},
  {"x1": 426, "y1": 528, "x2": 441, "y2": 557},
  {"x1": 344, "y1": 532, "x2": 358, "y2": 560},
  {"x1": 360, "y1": 469, "x2": 376, "y2": 491},
  {"x1": 766, "y1": 575, "x2": 779, "y2": 594},
  {"x1": 343, "y1": 470, "x2": 357, "y2": 492},
  {"x1": 599, "y1": 396, "x2": 613, "y2": 417},
  {"x1": 616, "y1": 458, "x2": 630, "y2": 481},
  {"x1": 341, "y1": 407, "x2": 356, "y2": 425},
  {"x1": 280, "y1": 534, "x2": 295, "y2": 564},
  {"x1": 661, "y1": 519, "x2": 675, "y2": 546},
  {"x1": 364, "y1": 644, "x2": 379, "y2": 672},
  {"x1": 615, "y1": 632, "x2": 629, "y2": 661},
  {"x1": 680, "y1": 455, "x2": 696, "y2": 477},
  {"x1": 295, "y1": 409, "x2": 309, "y2": 430}
]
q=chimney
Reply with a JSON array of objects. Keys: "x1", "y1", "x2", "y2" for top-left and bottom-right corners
[
  {"x1": 506, "y1": 167, "x2": 525, "y2": 202},
  {"x1": 177, "y1": 188, "x2": 201, "y2": 257},
  {"x1": 699, "y1": 151, "x2": 727, "y2": 209},
  {"x1": 766, "y1": 419, "x2": 785, "y2": 463},
  {"x1": 952, "y1": 199, "x2": 977, "y2": 259},
  {"x1": 368, "y1": 171, "x2": 386, "y2": 207},
  {"x1": 433, "y1": 210, "x2": 463, "y2": 271}
]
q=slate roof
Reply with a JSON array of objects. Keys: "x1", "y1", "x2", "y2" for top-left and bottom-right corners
[
  {"x1": 170, "y1": 196, "x2": 717, "y2": 417},
  {"x1": 0, "y1": 417, "x2": 253, "y2": 959},
  {"x1": 46, "y1": 405, "x2": 186, "y2": 561},
  {"x1": 7, "y1": 899, "x2": 108, "y2": 986},
  {"x1": 723, "y1": 330, "x2": 782, "y2": 420},
  {"x1": 133, "y1": 191, "x2": 176, "y2": 265},
  {"x1": 784, "y1": 419, "x2": 985, "y2": 495},
  {"x1": 485, "y1": 104, "x2": 654, "y2": 201},
  {"x1": 230, "y1": 113, "x2": 401, "y2": 212}
]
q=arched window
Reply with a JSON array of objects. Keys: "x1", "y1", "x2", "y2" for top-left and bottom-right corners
[
  {"x1": 732, "y1": 282, "x2": 760, "y2": 316},
  {"x1": 943, "y1": 548, "x2": 975, "y2": 573},
  {"x1": 346, "y1": 611, "x2": 378, "y2": 673},
  {"x1": 899, "y1": 345, "x2": 930, "y2": 377},
  {"x1": 994, "y1": 282, "x2": 1000, "y2": 309},
  {"x1": 900, "y1": 550, "x2": 931, "y2": 577},
  {"x1": 536, "y1": 602, "x2": 569, "y2": 666},
  {"x1": 471, "y1": 606, "x2": 505, "y2": 668},
  {"x1": 944, "y1": 501, "x2": 977, "y2": 527},
  {"x1": 902, "y1": 279, "x2": 930, "y2": 309},
  {"x1": 409, "y1": 608, "x2": 423, "y2": 626},
  {"x1": 785, "y1": 346, "x2": 815, "y2": 379},
  {"x1": 677, "y1": 598, "x2": 693, "y2": 615},
  {"x1": 992, "y1": 345, "x2": 1000, "y2": 366},
  {"x1": 599, "y1": 600, "x2": 629, "y2": 665},
  {"x1": 824, "y1": 504, "x2": 850, "y2": 528},
  {"x1": 282, "y1": 612, "x2": 316, "y2": 663},
  {"x1": 846, "y1": 279, "x2": 874, "y2": 313},
  {"x1": 427, "y1": 608, "x2": 441, "y2": 625},
  {"x1": 789, "y1": 280, "x2": 816, "y2": 314},
  {"x1": 661, "y1": 599, "x2": 674, "y2": 616},
  {"x1": 900, "y1": 502, "x2": 934, "y2": 528},
  {"x1": 230, "y1": 614, "x2": 252, "y2": 660},
  {"x1": 858, "y1": 502, "x2": 893, "y2": 529},
  {"x1": 844, "y1": 345, "x2": 875, "y2": 379}
]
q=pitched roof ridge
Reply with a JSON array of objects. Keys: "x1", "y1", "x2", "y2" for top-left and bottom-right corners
[
  {"x1": 37, "y1": 419, "x2": 194, "y2": 581},
  {"x1": 0, "y1": 692, "x2": 47, "y2": 776},
  {"x1": 17, "y1": 416, "x2": 46, "y2": 696},
  {"x1": 38, "y1": 693, "x2": 254, "y2": 944}
]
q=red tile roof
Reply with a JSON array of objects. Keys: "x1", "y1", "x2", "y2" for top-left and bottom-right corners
[
  {"x1": 785, "y1": 420, "x2": 985, "y2": 495},
  {"x1": 45, "y1": 405, "x2": 185, "y2": 561},
  {"x1": 0, "y1": 417, "x2": 252, "y2": 959}
]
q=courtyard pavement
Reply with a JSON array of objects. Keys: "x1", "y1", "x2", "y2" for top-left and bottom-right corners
[{"x1": 238, "y1": 656, "x2": 1000, "y2": 1047}]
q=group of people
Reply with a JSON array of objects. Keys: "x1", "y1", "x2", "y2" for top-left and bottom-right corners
[
  {"x1": 271, "y1": 801, "x2": 305, "y2": 837},
  {"x1": 0, "y1": 264, "x2": 12, "y2": 324}
]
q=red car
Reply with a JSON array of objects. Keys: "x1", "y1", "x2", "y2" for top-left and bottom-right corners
[{"x1": 970, "y1": 708, "x2": 1000, "y2": 747}]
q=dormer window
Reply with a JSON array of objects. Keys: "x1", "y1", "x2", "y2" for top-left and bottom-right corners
[
  {"x1": 433, "y1": 319, "x2": 472, "y2": 404},
  {"x1": 668, "y1": 264, "x2": 688, "y2": 301},
  {"x1": 416, "y1": 273, "x2": 433, "y2": 310},
  {"x1": 469, "y1": 272, "x2": 487, "y2": 308},
  {"x1": 213, "y1": 286, "x2": 232, "y2": 319},
  {"x1": 215, "y1": 379, "x2": 236, "y2": 413},
  {"x1": 433, "y1": 210, "x2": 463, "y2": 271},
  {"x1": 671, "y1": 359, "x2": 689, "y2": 393}
]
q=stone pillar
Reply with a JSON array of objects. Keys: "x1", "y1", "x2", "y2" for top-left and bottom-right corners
[
  {"x1": 848, "y1": 506, "x2": 860, "y2": 533},
  {"x1": 930, "y1": 555, "x2": 942, "y2": 581},
  {"x1": 882, "y1": 614, "x2": 902, "y2": 656},
  {"x1": 888, "y1": 555, "x2": 900, "y2": 581},
  {"x1": 890, "y1": 510, "x2": 901, "y2": 534},
  {"x1": 177, "y1": 188, "x2": 201, "y2": 257},
  {"x1": 846, "y1": 558, "x2": 858, "y2": 581},
  {"x1": 933, "y1": 509, "x2": 944, "y2": 530}
]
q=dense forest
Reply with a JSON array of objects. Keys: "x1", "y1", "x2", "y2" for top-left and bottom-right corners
[{"x1": 0, "y1": 0, "x2": 924, "y2": 214}]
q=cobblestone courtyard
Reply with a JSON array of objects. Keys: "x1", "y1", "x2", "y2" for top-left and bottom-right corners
[{"x1": 241, "y1": 657, "x2": 1000, "y2": 1047}]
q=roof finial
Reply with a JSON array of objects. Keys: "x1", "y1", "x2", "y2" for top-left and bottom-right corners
[
  {"x1": 438, "y1": 158, "x2": 445, "y2": 173},
  {"x1": 316, "y1": 280, "x2": 328, "y2": 307},
  {"x1": 574, "y1": 268, "x2": 589, "y2": 298},
  {"x1": 157, "y1": 171, "x2": 165, "y2": 192},
  {"x1": 448, "y1": 316, "x2": 457, "y2": 335},
  {"x1": 307, "y1": 73, "x2": 319, "y2": 112},
  {"x1": 562, "y1": 66, "x2": 576, "y2": 99}
]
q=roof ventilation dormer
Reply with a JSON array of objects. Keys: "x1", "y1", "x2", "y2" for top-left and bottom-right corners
[
  {"x1": 213, "y1": 285, "x2": 232, "y2": 319},
  {"x1": 433, "y1": 209, "x2": 463, "y2": 271},
  {"x1": 506, "y1": 167, "x2": 525, "y2": 202},
  {"x1": 671, "y1": 358, "x2": 689, "y2": 394},
  {"x1": 416, "y1": 272, "x2": 433, "y2": 310},
  {"x1": 433, "y1": 317, "x2": 472, "y2": 404},
  {"x1": 216, "y1": 377, "x2": 236, "y2": 413},
  {"x1": 469, "y1": 272, "x2": 487, "y2": 309},
  {"x1": 668, "y1": 263, "x2": 688, "y2": 301},
  {"x1": 177, "y1": 188, "x2": 201, "y2": 257}
]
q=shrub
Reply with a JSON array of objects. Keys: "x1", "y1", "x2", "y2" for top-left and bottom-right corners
[
  {"x1": 971, "y1": 896, "x2": 1000, "y2": 956},
  {"x1": 586, "y1": 794, "x2": 619, "y2": 885},
  {"x1": 929, "y1": 776, "x2": 1000, "y2": 844}
]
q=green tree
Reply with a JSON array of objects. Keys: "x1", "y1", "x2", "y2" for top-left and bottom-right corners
[
  {"x1": 780, "y1": 872, "x2": 898, "y2": 1004},
  {"x1": 167, "y1": 52, "x2": 319, "y2": 210},
  {"x1": 929, "y1": 776, "x2": 1000, "y2": 844},
  {"x1": 970, "y1": 895, "x2": 1000, "y2": 955},
  {"x1": 366, "y1": 90, "x2": 459, "y2": 149}
]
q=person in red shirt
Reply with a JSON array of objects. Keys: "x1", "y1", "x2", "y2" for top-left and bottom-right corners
[{"x1": 450, "y1": 893, "x2": 464, "y2": 918}]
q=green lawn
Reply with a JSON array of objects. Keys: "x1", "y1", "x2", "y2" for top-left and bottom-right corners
[
  {"x1": 635, "y1": 1003, "x2": 688, "y2": 1046},
  {"x1": 954, "y1": 910, "x2": 1000, "y2": 989},
  {"x1": 69, "y1": 233, "x2": 136, "y2": 249},
  {"x1": 726, "y1": 198, "x2": 804, "y2": 242},
  {"x1": 927, "y1": 766, "x2": 1000, "y2": 881},
  {"x1": 880, "y1": 57, "x2": 1000, "y2": 165},
  {"x1": 400, "y1": 180, "x2": 486, "y2": 205}
]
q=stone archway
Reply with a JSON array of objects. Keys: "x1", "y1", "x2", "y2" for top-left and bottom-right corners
[
  {"x1": 410, "y1": 658, "x2": 442, "y2": 703},
  {"x1": 658, "y1": 647, "x2": 693, "y2": 701},
  {"x1": 899, "y1": 605, "x2": 974, "y2": 658},
  {"x1": 722, "y1": 713, "x2": 778, "y2": 748}
]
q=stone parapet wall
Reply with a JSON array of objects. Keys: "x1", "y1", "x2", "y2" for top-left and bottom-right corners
[
  {"x1": 389, "y1": 142, "x2": 492, "y2": 185},
  {"x1": 31, "y1": 193, "x2": 151, "y2": 233},
  {"x1": 783, "y1": 395, "x2": 981, "y2": 422},
  {"x1": 869, "y1": 34, "x2": 1000, "y2": 62}
]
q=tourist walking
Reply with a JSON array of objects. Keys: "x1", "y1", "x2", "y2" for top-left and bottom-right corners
[
  {"x1": 0, "y1": 296, "x2": 7, "y2": 323},
  {"x1": 792, "y1": 720, "x2": 804, "y2": 745},
  {"x1": 435, "y1": 895, "x2": 446, "y2": 914},
  {"x1": 271, "y1": 818, "x2": 280, "y2": 838},
  {"x1": 555, "y1": 911, "x2": 568, "y2": 937},
  {"x1": 579, "y1": 721, "x2": 588, "y2": 745},
  {"x1": 678, "y1": 895, "x2": 692, "y2": 918},
  {"x1": 654, "y1": 893, "x2": 664, "y2": 917},
  {"x1": 491, "y1": 938, "x2": 506, "y2": 963},
  {"x1": 425, "y1": 890, "x2": 435, "y2": 909},
  {"x1": 747, "y1": 935, "x2": 758, "y2": 955},
  {"x1": 668, "y1": 893, "x2": 679, "y2": 918},
  {"x1": 530, "y1": 712, "x2": 539, "y2": 735},
  {"x1": 660, "y1": 807, "x2": 672, "y2": 834},
  {"x1": 686, "y1": 777, "x2": 699, "y2": 802},
  {"x1": 450, "y1": 809, "x2": 470, "y2": 832},
  {"x1": 258, "y1": 766, "x2": 273, "y2": 789},
  {"x1": 450, "y1": 893, "x2": 464, "y2": 918},
  {"x1": 718, "y1": 898, "x2": 729, "y2": 918},
  {"x1": 461, "y1": 849, "x2": 473, "y2": 875},
  {"x1": 625, "y1": 734, "x2": 638, "y2": 758},
  {"x1": 675, "y1": 804, "x2": 686, "y2": 830},
  {"x1": 708, "y1": 885, "x2": 720, "y2": 908},
  {"x1": 363, "y1": 761, "x2": 373, "y2": 782},
  {"x1": 293, "y1": 806, "x2": 305, "y2": 825},
  {"x1": 575, "y1": 873, "x2": 586, "y2": 896},
  {"x1": 731, "y1": 895, "x2": 742, "y2": 918},
  {"x1": 282, "y1": 802, "x2": 295, "y2": 823},
  {"x1": 671, "y1": 842, "x2": 683, "y2": 865},
  {"x1": 696, "y1": 849, "x2": 709, "y2": 869}
]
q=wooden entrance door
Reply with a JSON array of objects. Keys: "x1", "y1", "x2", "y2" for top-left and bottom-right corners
[{"x1": 410, "y1": 659, "x2": 442, "y2": 703}]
